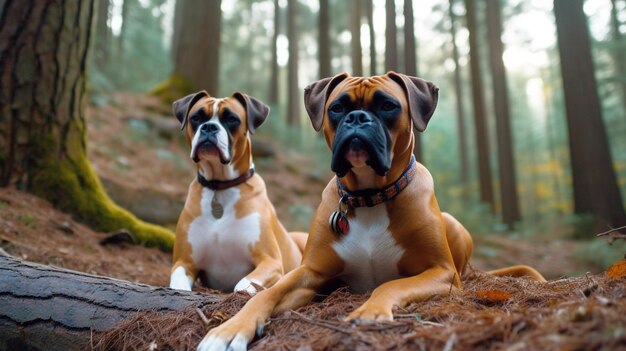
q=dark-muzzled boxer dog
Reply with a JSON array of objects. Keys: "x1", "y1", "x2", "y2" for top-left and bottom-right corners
[
  {"x1": 169, "y1": 91, "x2": 306, "y2": 294},
  {"x1": 196, "y1": 73, "x2": 545, "y2": 351}
]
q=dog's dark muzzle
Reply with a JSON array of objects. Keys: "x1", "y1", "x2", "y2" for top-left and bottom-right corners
[
  {"x1": 192, "y1": 123, "x2": 229, "y2": 163},
  {"x1": 331, "y1": 110, "x2": 391, "y2": 177}
]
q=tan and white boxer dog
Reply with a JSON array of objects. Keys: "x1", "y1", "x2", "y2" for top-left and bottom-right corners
[
  {"x1": 169, "y1": 91, "x2": 306, "y2": 294},
  {"x1": 197, "y1": 73, "x2": 545, "y2": 351}
]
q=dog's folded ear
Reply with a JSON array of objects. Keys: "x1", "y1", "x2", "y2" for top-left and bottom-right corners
[
  {"x1": 173, "y1": 90, "x2": 210, "y2": 130},
  {"x1": 232, "y1": 92, "x2": 270, "y2": 135},
  {"x1": 304, "y1": 72, "x2": 349, "y2": 132},
  {"x1": 387, "y1": 71, "x2": 439, "y2": 132}
]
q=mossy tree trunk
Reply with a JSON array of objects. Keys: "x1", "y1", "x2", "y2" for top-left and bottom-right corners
[{"x1": 0, "y1": 0, "x2": 174, "y2": 250}]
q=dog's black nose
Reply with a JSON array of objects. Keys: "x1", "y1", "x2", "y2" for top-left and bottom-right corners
[
  {"x1": 200, "y1": 123, "x2": 219, "y2": 134},
  {"x1": 344, "y1": 111, "x2": 373, "y2": 126}
]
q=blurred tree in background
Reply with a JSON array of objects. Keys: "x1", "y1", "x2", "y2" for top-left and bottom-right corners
[{"x1": 91, "y1": 0, "x2": 171, "y2": 93}]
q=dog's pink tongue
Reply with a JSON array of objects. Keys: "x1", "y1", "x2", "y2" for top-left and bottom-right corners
[{"x1": 346, "y1": 149, "x2": 370, "y2": 166}]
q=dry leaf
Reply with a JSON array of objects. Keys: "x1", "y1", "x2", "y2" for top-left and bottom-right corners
[
  {"x1": 606, "y1": 259, "x2": 626, "y2": 279},
  {"x1": 474, "y1": 290, "x2": 512, "y2": 302}
]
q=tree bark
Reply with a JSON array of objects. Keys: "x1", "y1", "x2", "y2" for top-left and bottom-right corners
[
  {"x1": 287, "y1": 0, "x2": 300, "y2": 126},
  {"x1": 0, "y1": 255, "x2": 218, "y2": 351},
  {"x1": 448, "y1": 0, "x2": 469, "y2": 188},
  {"x1": 270, "y1": 0, "x2": 280, "y2": 104},
  {"x1": 466, "y1": 0, "x2": 495, "y2": 210},
  {"x1": 351, "y1": 0, "x2": 363, "y2": 76},
  {"x1": 366, "y1": 0, "x2": 377, "y2": 75},
  {"x1": 0, "y1": 0, "x2": 174, "y2": 249},
  {"x1": 554, "y1": 0, "x2": 626, "y2": 231},
  {"x1": 319, "y1": 0, "x2": 331, "y2": 79},
  {"x1": 486, "y1": 0, "x2": 521, "y2": 226},
  {"x1": 172, "y1": 0, "x2": 222, "y2": 95},
  {"x1": 385, "y1": 0, "x2": 398, "y2": 71}
]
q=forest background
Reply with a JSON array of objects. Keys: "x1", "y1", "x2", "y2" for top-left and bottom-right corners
[{"x1": 2, "y1": 0, "x2": 626, "y2": 275}]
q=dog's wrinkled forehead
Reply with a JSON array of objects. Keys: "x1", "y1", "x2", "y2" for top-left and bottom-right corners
[
  {"x1": 326, "y1": 76, "x2": 406, "y2": 110},
  {"x1": 188, "y1": 97, "x2": 246, "y2": 121}
]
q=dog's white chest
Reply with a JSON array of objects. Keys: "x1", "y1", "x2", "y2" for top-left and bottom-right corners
[
  {"x1": 331, "y1": 206, "x2": 405, "y2": 293},
  {"x1": 187, "y1": 187, "x2": 260, "y2": 291}
]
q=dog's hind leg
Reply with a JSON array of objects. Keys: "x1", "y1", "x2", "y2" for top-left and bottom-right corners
[{"x1": 442, "y1": 212, "x2": 473, "y2": 276}]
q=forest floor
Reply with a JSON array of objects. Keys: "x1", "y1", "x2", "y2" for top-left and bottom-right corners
[{"x1": 1, "y1": 93, "x2": 625, "y2": 350}]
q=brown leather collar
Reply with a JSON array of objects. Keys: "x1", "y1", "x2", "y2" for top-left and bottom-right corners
[
  {"x1": 337, "y1": 156, "x2": 416, "y2": 208},
  {"x1": 197, "y1": 168, "x2": 255, "y2": 190}
]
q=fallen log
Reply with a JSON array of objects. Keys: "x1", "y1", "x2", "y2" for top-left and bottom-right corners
[{"x1": 0, "y1": 255, "x2": 220, "y2": 351}]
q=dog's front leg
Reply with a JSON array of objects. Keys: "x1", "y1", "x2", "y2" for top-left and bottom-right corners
[
  {"x1": 197, "y1": 265, "x2": 327, "y2": 351},
  {"x1": 346, "y1": 265, "x2": 458, "y2": 322}
]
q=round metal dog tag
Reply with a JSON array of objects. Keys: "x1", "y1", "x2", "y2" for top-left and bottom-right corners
[
  {"x1": 211, "y1": 193, "x2": 224, "y2": 219},
  {"x1": 329, "y1": 210, "x2": 349, "y2": 235}
]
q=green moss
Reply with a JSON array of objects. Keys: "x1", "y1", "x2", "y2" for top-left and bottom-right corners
[
  {"x1": 150, "y1": 74, "x2": 195, "y2": 104},
  {"x1": 29, "y1": 130, "x2": 174, "y2": 251}
]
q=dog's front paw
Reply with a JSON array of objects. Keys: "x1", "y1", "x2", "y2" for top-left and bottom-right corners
[
  {"x1": 197, "y1": 316, "x2": 259, "y2": 351},
  {"x1": 233, "y1": 277, "x2": 263, "y2": 294},
  {"x1": 345, "y1": 302, "x2": 393, "y2": 323}
]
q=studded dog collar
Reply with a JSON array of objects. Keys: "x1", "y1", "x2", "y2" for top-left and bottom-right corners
[{"x1": 337, "y1": 156, "x2": 417, "y2": 208}]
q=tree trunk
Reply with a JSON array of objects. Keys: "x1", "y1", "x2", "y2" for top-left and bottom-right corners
[
  {"x1": 172, "y1": 0, "x2": 184, "y2": 60},
  {"x1": 270, "y1": 0, "x2": 280, "y2": 104},
  {"x1": 117, "y1": 0, "x2": 131, "y2": 59},
  {"x1": 366, "y1": 0, "x2": 377, "y2": 75},
  {"x1": 553, "y1": 0, "x2": 626, "y2": 231},
  {"x1": 610, "y1": 0, "x2": 626, "y2": 120},
  {"x1": 486, "y1": 0, "x2": 520, "y2": 226},
  {"x1": 351, "y1": 0, "x2": 363, "y2": 76},
  {"x1": 0, "y1": 255, "x2": 218, "y2": 351},
  {"x1": 93, "y1": 0, "x2": 110, "y2": 67},
  {"x1": 0, "y1": 0, "x2": 174, "y2": 250},
  {"x1": 385, "y1": 0, "x2": 398, "y2": 71},
  {"x1": 287, "y1": 0, "x2": 300, "y2": 126},
  {"x1": 403, "y1": 0, "x2": 422, "y2": 163},
  {"x1": 403, "y1": 0, "x2": 417, "y2": 76},
  {"x1": 466, "y1": 0, "x2": 495, "y2": 210},
  {"x1": 449, "y1": 0, "x2": 469, "y2": 188},
  {"x1": 172, "y1": 0, "x2": 222, "y2": 95},
  {"x1": 319, "y1": 0, "x2": 331, "y2": 78}
]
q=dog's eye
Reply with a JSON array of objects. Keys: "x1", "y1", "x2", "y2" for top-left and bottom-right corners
[
  {"x1": 381, "y1": 101, "x2": 397, "y2": 111},
  {"x1": 226, "y1": 115, "x2": 239, "y2": 124},
  {"x1": 329, "y1": 104, "x2": 344, "y2": 114},
  {"x1": 189, "y1": 115, "x2": 201, "y2": 127}
]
